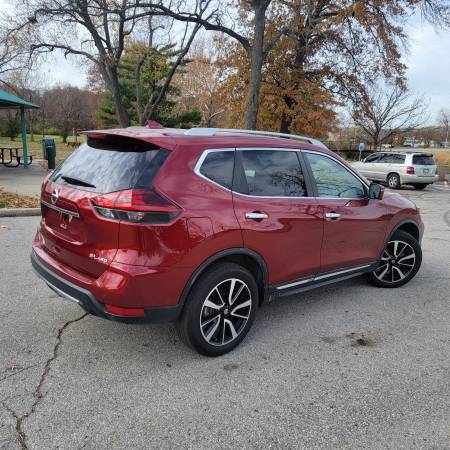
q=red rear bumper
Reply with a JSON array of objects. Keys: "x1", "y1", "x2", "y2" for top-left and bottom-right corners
[{"x1": 32, "y1": 232, "x2": 192, "y2": 322}]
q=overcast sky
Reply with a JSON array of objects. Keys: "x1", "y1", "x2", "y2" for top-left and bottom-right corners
[{"x1": 7, "y1": 10, "x2": 450, "y2": 125}]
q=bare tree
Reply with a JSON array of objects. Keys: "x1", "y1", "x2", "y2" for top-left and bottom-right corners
[
  {"x1": 439, "y1": 109, "x2": 450, "y2": 145},
  {"x1": 132, "y1": 22, "x2": 201, "y2": 125},
  {"x1": 3, "y1": 69, "x2": 48, "y2": 141},
  {"x1": 46, "y1": 85, "x2": 99, "y2": 142},
  {"x1": 0, "y1": 26, "x2": 32, "y2": 75},
  {"x1": 350, "y1": 85, "x2": 428, "y2": 148},
  {"x1": 136, "y1": 0, "x2": 285, "y2": 130},
  {"x1": 9, "y1": 0, "x2": 200, "y2": 127},
  {"x1": 174, "y1": 39, "x2": 225, "y2": 127}
]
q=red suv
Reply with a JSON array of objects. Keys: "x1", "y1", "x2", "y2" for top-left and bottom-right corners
[{"x1": 31, "y1": 127, "x2": 424, "y2": 356}]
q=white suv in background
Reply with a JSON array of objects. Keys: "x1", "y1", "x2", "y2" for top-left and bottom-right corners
[{"x1": 353, "y1": 152, "x2": 437, "y2": 190}]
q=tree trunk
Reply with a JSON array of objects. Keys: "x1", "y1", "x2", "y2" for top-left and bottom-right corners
[
  {"x1": 279, "y1": 96, "x2": 295, "y2": 133},
  {"x1": 110, "y1": 79, "x2": 130, "y2": 127},
  {"x1": 101, "y1": 63, "x2": 130, "y2": 127},
  {"x1": 135, "y1": 57, "x2": 145, "y2": 125},
  {"x1": 279, "y1": 112, "x2": 290, "y2": 134},
  {"x1": 280, "y1": 33, "x2": 309, "y2": 134},
  {"x1": 29, "y1": 118, "x2": 34, "y2": 142},
  {"x1": 244, "y1": 2, "x2": 267, "y2": 130},
  {"x1": 372, "y1": 135, "x2": 379, "y2": 149}
]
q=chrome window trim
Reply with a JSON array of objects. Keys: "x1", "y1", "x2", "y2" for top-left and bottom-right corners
[
  {"x1": 235, "y1": 146, "x2": 304, "y2": 152},
  {"x1": 194, "y1": 147, "x2": 370, "y2": 200},
  {"x1": 235, "y1": 147, "x2": 310, "y2": 199},
  {"x1": 41, "y1": 200, "x2": 80, "y2": 218},
  {"x1": 302, "y1": 150, "x2": 370, "y2": 195},
  {"x1": 232, "y1": 191, "x2": 310, "y2": 200},
  {"x1": 193, "y1": 148, "x2": 235, "y2": 193}
]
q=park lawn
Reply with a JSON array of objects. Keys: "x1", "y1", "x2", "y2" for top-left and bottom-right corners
[
  {"x1": 0, "y1": 188, "x2": 40, "y2": 209},
  {"x1": 0, "y1": 134, "x2": 86, "y2": 164}
]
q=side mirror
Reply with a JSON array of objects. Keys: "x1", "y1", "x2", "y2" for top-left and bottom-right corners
[{"x1": 368, "y1": 182, "x2": 384, "y2": 200}]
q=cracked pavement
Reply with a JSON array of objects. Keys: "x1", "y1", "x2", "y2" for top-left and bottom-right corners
[{"x1": 0, "y1": 186, "x2": 449, "y2": 449}]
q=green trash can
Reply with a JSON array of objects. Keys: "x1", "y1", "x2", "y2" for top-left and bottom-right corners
[{"x1": 42, "y1": 139, "x2": 56, "y2": 170}]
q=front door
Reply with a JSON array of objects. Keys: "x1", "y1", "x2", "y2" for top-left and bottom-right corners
[
  {"x1": 232, "y1": 148, "x2": 323, "y2": 285},
  {"x1": 371, "y1": 153, "x2": 394, "y2": 181},
  {"x1": 360, "y1": 153, "x2": 381, "y2": 179},
  {"x1": 303, "y1": 152, "x2": 388, "y2": 272}
]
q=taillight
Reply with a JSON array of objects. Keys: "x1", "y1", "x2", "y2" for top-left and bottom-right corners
[
  {"x1": 92, "y1": 189, "x2": 180, "y2": 223},
  {"x1": 406, "y1": 166, "x2": 415, "y2": 174}
]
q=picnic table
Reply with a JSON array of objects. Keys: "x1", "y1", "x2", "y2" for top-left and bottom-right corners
[{"x1": 0, "y1": 147, "x2": 33, "y2": 167}]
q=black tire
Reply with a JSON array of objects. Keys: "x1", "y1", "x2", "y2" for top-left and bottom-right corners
[
  {"x1": 387, "y1": 173, "x2": 401, "y2": 189},
  {"x1": 176, "y1": 263, "x2": 258, "y2": 356},
  {"x1": 413, "y1": 184, "x2": 428, "y2": 190},
  {"x1": 366, "y1": 230, "x2": 422, "y2": 288}
]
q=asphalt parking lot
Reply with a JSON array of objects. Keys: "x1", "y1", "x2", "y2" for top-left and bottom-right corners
[{"x1": 1, "y1": 185, "x2": 449, "y2": 449}]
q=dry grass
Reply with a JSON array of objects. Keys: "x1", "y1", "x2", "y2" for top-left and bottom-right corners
[
  {"x1": 0, "y1": 188, "x2": 40, "y2": 209},
  {"x1": 0, "y1": 135, "x2": 85, "y2": 164},
  {"x1": 432, "y1": 150, "x2": 450, "y2": 168}
]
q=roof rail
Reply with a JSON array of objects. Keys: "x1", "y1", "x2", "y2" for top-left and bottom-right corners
[{"x1": 184, "y1": 127, "x2": 328, "y2": 149}]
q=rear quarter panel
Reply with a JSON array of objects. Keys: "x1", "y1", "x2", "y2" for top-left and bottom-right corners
[{"x1": 145, "y1": 143, "x2": 243, "y2": 269}]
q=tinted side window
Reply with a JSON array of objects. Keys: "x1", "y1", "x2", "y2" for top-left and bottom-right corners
[
  {"x1": 199, "y1": 151, "x2": 234, "y2": 189},
  {"x1": 391, "y1": 154, "x2": 406, "y2": 164},
  {"x1": 305, "y1": 153, "x2": 366, "y2": 199},
  {"x1": 412, "y1": 155, "x2": 435, "y2": 165},
  {"x1": 364, "y1": 154, "x2": 380, "y2": 163},
  {"x1": 377, "y1": 153, "x2": 393, "y2": 163},
  {"x1": 236, "y1": 150, "x2": 306, "y2": 197}
]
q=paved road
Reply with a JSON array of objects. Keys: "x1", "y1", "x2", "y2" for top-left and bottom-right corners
[
  {"x1": 0, "y1": 187, "x2": 449, "y2": 449},
  {"x1": 0, "y1": 163, "x2": 47, "y2": 197}
]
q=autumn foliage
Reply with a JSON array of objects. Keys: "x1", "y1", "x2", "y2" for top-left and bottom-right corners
[{"x1": 215, "y1": 0, "x2": 448, "y2": 137}]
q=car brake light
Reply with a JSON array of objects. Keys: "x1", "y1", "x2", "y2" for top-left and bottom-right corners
[
  {"x1": 92, "y1": 189, "x2": 180, "y2": 223},
  {"x1": 406, "y1": 166, "x2": 415, "y2": 174}
]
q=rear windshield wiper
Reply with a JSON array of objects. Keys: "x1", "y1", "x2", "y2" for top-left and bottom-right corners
[{"x1": 60, "y1": 175, "x2": 96, "y2": 188}]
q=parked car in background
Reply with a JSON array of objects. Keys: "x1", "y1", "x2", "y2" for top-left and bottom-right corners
[
  {"x1": 353, "y1": 151, "x2": 437, "y2": 189},
  {"x1": 32, "y1": 127, "x2": 424, "y2": 356}
]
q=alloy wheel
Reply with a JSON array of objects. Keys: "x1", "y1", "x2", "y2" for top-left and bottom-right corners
[
  {"x1": 199, "y1": 278, "x2": 252, "y2": 346},
  {"x1": 388, "y1": 175, "x2": 400, "y2": 188},
  {"x1": 374, "y1": 240, "x2": 416, "y2": 283}
]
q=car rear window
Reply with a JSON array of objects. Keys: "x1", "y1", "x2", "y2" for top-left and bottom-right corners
[
  {"x1": 412, "y1": 155, "x2": 435, "y2": 166},
  {"x1": 50, "y1": 139, "x2": 170, "y2": 193}
]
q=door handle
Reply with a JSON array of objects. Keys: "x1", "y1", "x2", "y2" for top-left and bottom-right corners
[
  {"x1": 245, "y1": 212, "x2": 268, "y2": 220},
  {"x1": 325, "y1": 212, "x2": 341, "y2": 220}
]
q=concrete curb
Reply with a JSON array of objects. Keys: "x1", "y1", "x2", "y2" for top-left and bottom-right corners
[{"x1": 0, "y1": 208, "x2": 41, "y2": 217}]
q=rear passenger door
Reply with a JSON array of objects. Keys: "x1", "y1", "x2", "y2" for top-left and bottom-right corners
[
  {"x1": 232, "y1": 148, "x2": 323, "y2": 285},
  {"x1": 389, "y1": 153, "x2": 406, "y2": 178}
]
